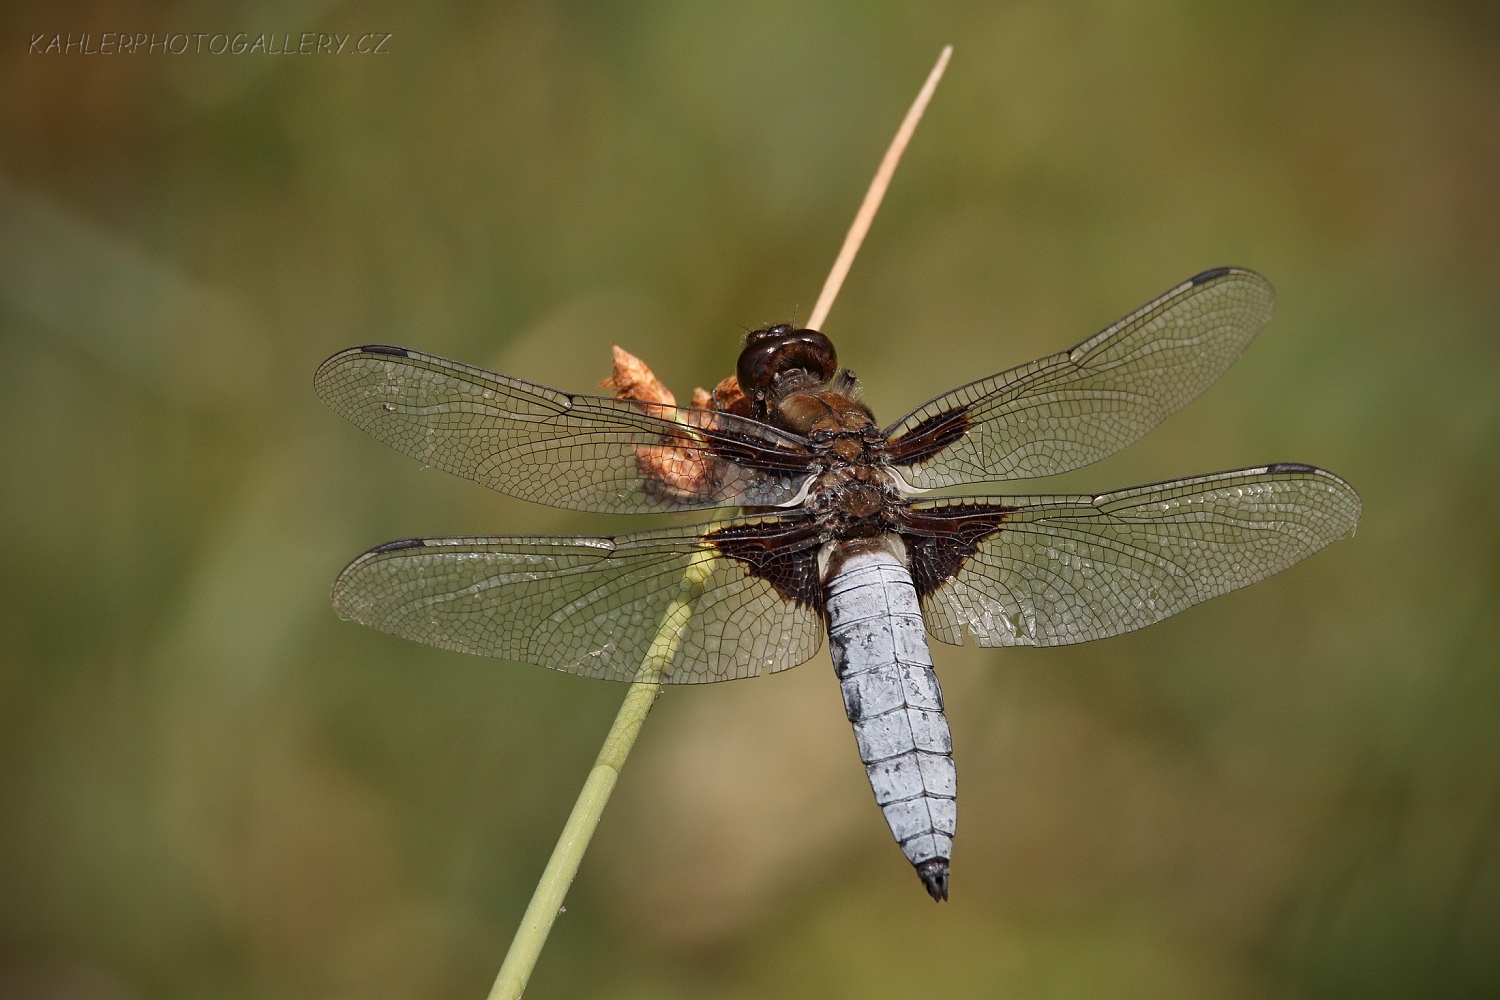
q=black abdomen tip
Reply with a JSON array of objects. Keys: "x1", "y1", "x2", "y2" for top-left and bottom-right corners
[{"x1": 916, "y1": 859, "x2": 949, "y2": 902}]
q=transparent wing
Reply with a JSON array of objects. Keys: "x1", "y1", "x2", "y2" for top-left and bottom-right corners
[
  {"x1": 315, "y1": 345, "x2": 818, "y2": 513},
  {"x1": 331, "y1": 515, "x2": 826, "y2": 683},
  {"x1": 884, "y1": 268, "x2": 1276, "y2": 487},
  {"x1": 907, "y1": 465, "x2": 1361, "y2": 647}
]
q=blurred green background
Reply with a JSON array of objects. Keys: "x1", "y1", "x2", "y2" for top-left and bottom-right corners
[{"x1": 3, "y1": 3, "x2": 1498, "y2": 998}]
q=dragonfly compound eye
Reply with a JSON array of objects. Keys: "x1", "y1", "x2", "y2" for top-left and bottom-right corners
[{"x1": 737, "y1": 327, "x2": 838, "y2": 393}]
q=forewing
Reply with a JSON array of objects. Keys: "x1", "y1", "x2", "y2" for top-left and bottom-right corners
[
  {"x1": 331, "y1": 515, "x2": 827, "y2": 683},
  {"x1": 885, "y1": 268, "x2": 1276, "y2": 487},
  {"x1": 315, "y1": 345, "x2": 817, "y2": 513},
  {"x1": 905, "y1": 465, "x2": 1361, "y2": 646}
]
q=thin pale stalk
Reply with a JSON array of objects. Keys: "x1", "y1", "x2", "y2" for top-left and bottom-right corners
[
  {"x1": 806, "y1": 45, "x2": 951, "y2": 331},
  {"x1": 488, "y1": 553, "x2": 714, "y2": 1000},
  {"x1": 487, "y1": 44, "x2": 954, "y2": 999}
]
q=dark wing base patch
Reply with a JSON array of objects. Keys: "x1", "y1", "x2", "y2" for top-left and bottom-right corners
[
  {"x1": 897, "y1": 504, "x2": 1014, "y2": 600},
  {"x1": 905, "y1": 465, "x2": 1361, "y2": 647},
  {"x1": 881, "y1": 268, "x2": 1277, "y2": 487},
  {"x1": 706, "y1": 516, "x2": 826, "y2": 614},
  {"x1": 882, "y1": 407, "x2": 972, "y2": 467},
  {"x1": 331, "y1": 516, "x2": 827, "y2": 683},
  {"x1": 314, "y1": 345, "x2": 818, "y2": 513}
]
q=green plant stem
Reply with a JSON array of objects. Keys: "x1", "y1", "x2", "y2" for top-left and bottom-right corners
[
  {"x1": 486, "y1": 44, "x2": 952, "y2": 996},
  {"x1": 487, "y1": 554, "x2": 713, "y2": 1000}
]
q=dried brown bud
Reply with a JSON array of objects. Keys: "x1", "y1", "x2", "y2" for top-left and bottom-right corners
[
  {"x1": 711, "y1": 374, "x2": 751, "y2": 417},
  {"x1": 605, "y1": 346, "x2": 725, "y2": 503},
  {"x1": 602, "y1": 345, "x2": 676, "y2": 417}
]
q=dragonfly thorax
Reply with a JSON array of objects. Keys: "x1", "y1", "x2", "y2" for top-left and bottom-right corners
[{"x1": 811, "y1": 465, "x2": 905, "y2": 539}]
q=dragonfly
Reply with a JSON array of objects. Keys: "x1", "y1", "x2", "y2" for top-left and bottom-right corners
[{"x1": 315, "y1": 266, "x2": 1360, "y2": 902}]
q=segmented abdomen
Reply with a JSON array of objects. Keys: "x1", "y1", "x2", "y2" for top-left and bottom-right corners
[{"x1": 825, "y1": 539, "x2": 956, "y2": 900}]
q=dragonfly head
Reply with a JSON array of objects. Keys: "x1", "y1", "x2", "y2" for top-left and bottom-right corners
[
  {"x1": 738, "y1": 324, "x2": 872, "y2": 433},
  {"x1": 739, "y1": 323, "x2": 834, "y2": 391}
]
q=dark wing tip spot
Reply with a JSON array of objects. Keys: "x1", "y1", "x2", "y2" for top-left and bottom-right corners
[
  {"x1": 371, "y1": 537, "x2": 427, "y2": 554},
  {"x1": 1266, "y1": 462, "x2": 1317, "y2": 474},
  {"x1": 359, "y1": 344, "x2": 411, "y2": 357},
  {"x1": 1189, "y1": 266, "x2": 1233, "y2": 286}
]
